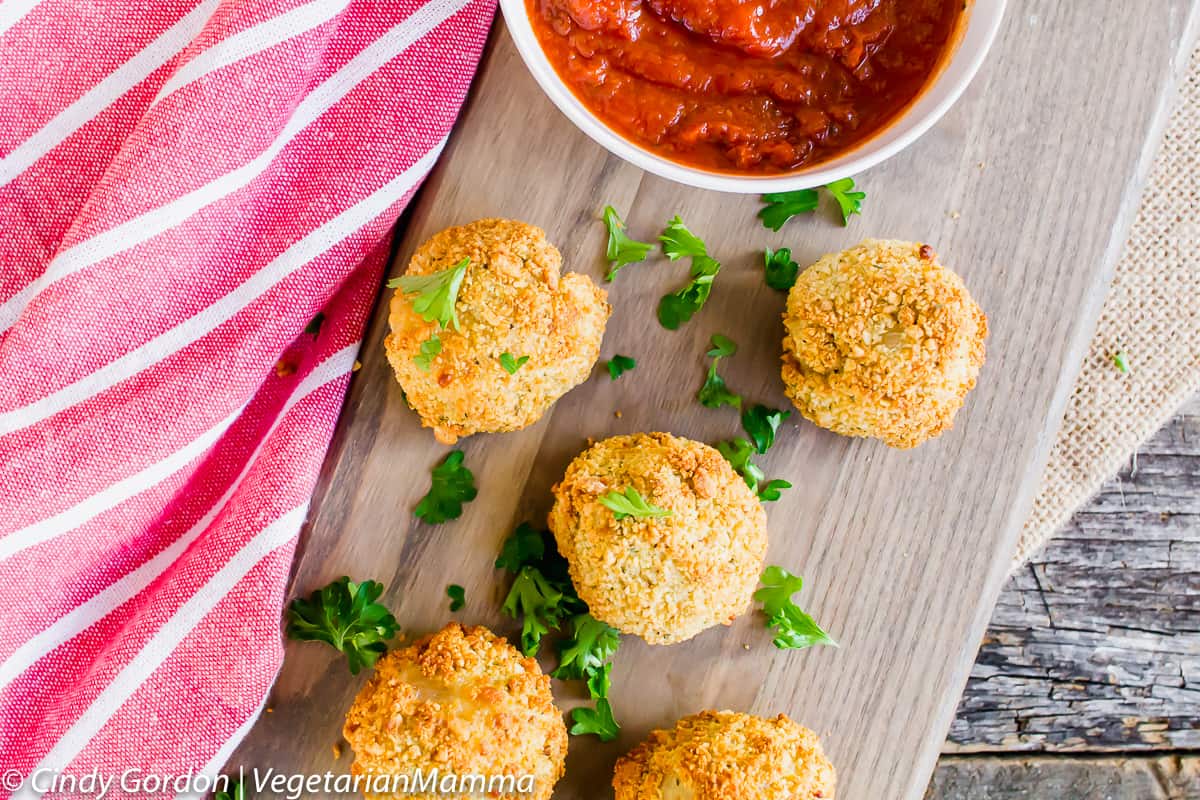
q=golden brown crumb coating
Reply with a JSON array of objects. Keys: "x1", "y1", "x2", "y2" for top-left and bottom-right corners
[
  {"x1": 343, "y1": 623, "x2": 567, "y2": 800},
  {"x1": 385, "y1": 219, "x2": 610, "y2": 444},
  {"x1": 549, "y1": 433, "x2": 767, "y2": 645},
  {"x1": 781, "y1": 239, "x2": 987, "y2": 449},
  {"x1": 613, "y1": 710, "x2": 836, "y2": 800}
]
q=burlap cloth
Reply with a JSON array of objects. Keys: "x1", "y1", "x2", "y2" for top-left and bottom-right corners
[{"x1": 1017, "y1": 45, "x2": 1200, "y2": 564}]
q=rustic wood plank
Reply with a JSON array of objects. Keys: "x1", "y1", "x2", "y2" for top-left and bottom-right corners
[
  {"x1": 232, "y1": 4, "x2": 1200, "y2": 799},
  {"x1": 927, "y1": 755, "x2": 1200, "y2": 799},
  {"x1": 946, "y1": 397, "x2": 1200, "y2": 753}
]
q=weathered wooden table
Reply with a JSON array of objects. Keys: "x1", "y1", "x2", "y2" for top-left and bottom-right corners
[
  {"x1": 233, "y1": 3, "x2": 1200, "y2": 798},
  {"x1": 929, "y1": 396, "x2": 1200, "y2": 798}
]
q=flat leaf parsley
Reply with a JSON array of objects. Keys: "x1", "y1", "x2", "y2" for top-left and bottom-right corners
[
  {"x1": 606, "y1": 354, "x2": 636, "y2": 380},
  {"x1": 763, "y1": 247, "x2": 799, "y2": 292},
  {"x1": 753, "y1": 566, "x2": 837, "y2": 650},
  {"x1": 285, "y1": 576, "x2": 400, "y2": 674},
  {"x1": 446, "y1": 584, "x2": 465, "y2": 612},
  {"x1": 758, "y1": 189, "x2": 819, "y2": 231},
  {"x1": 389, "y1": 257, "x2": 468, "y2": 371},
  {"x1": 602, "y1": 206, "x2": 653, "y2": 281},
  {"x1": 657, "y1": 216, "x2": 720, "y2": 330},
  {"x1": 499, "y1": 352, "x2": 530, "y2": 374},
  {"x1": 388, "y1": 257, "x2": 468, "y2": 331},
  {"x1": 825, "y1": 177, "x2": 866, "y2": 226},
  {"x1": 599, "y1": 486, "x2": 673, "y2": 520},
  {"x1": 497, "y1": 524, "x2": 583, "y2": 656},
  {"x1": 716, "y1": 438, "x2": 791, "y2": 503},
  {"x1": 698, "y1": 333, "x2": 741, "y2": 410},
  {"x1": 414, "y1": 450, "x2": 478, "y2": 524},
  {"x1": 742, "y1": 404, "x2": 790, "y2": 454}
]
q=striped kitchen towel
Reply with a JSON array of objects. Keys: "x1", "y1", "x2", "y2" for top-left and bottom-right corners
[{"x1": 0, "y1": 0, "x2": 494, "y2": 792}]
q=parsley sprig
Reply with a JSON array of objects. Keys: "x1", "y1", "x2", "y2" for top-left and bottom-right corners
[
  {"x1": 759, "y1": 178, "x2": 867, "y2": 230},
  {"x1": 389, "y1": 257, "x2": 468, "y2": 330},
  {"x1": 285, "y1": 577, "x2": 400, "y2": 674},
  {"x1": 496, "y1": 524, "x2": 621, "y2": 741},
  {"x1": 606, "y1": 354, "x2": 636, "y2": 379},
  {"x1": 753, "y1": 566, "x2": 837, "y2": 650},
  {"x1": 598, "y1": 487, "x2": 673, "y2": 520},
  {"x1": 697, "y1": 334, "x2": 741, "y2": 410},
  {"x1": 446, "y1": 584, "x2": 465, "y2": 612},
  {"x1": 763, "y1": 247, "x2": 799, "y2": 292},
  {"x1": 825, "y1": 178, "x2": 866, "y2": 225},
  {"x1": 742, "y1": 404, "x2": 790, "y2": 454},
  {"x1": 658, "y1": 216, "x2": 720, "y2": 330},
  {"x1": 414, "y1": 450, "x2": 478, "y2": 524},
  {"x1": 602, "y1": 206, "x2": 653, "y2": 281},
  {"x1": 759, "y1": 189, "x2": 818, "y2": 231},
  {"x1": 499, "y1": 352, "x2": 530, "y2": 374},
  {"x1": 497, "y1": 524, "x2": 583, "y2": 655},
  {"x1": 389, "y1": 257, "x2": 469, "y2": 371}
]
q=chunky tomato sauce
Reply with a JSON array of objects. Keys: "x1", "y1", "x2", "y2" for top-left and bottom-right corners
[{"x1": 527, "y1": 0, "x2": 964, "y2": 174}]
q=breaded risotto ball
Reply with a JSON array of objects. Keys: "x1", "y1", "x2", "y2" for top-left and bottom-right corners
[
  {"x1": 781, "y1": 239, "x2": 987, "y2": 449},
  {"x1": 343, "y1": 622, "x2": 567, "y2": 800},
  {"x1": 549, "y1": 432, "x2": 767, "y2": 645},
  {"x1": 385, "y1": 219, "x2": 610, "y2": 444},
  {"x1": 613, "y1": 710, "x2": 836, "y2": 800}
]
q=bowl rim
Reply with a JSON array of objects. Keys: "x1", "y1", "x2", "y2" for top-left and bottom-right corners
[{"x1": 498, "y1": 0, "x2": 1009, "y2": 194}]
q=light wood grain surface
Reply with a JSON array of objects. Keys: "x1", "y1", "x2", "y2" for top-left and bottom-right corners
[{"x1": 233, "y1": 3, "x2": 1200, "y2": 798}]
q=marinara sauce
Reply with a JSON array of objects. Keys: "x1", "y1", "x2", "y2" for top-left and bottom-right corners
[{"x1": 527, "y1": 0, "x2": 965, "y2": 174}]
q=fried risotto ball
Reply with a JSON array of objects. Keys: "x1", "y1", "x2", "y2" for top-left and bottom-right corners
[
  {"x1": 613, "y1": 710, "x2": 836, "y2": 800},
  {"x1": 549, "y1": 432, "x2": 767, "y2": 645},
  {"x1": 385, "y1": 219, "x2": 610, "y2": 444},
  {"x1": 781, "y1": 239, "x2": 987, "y2": 449},
  {"x1": 343, "y1": 622, "x2": 567, "y2": 800}
]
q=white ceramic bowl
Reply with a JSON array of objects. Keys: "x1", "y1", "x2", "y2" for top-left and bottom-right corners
[{"x1": 500, "y1": 0, "x2": 1008, "y2": 194}]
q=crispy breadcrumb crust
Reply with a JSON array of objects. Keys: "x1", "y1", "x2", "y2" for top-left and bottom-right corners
[
  {"x1": 549, "y1": 433, "x2": 767, "y2": 645},
  {"x1": 612, "y1": 710, "x2": 836, "y2": 800},
  {"x1": 385, "y1": 219, "x2": 610, "y2": 444},
  {"x1": 343, "y1": 623, "x2": 567, "y2": 800},
  {"x1": 780, "y1": 239, "x2": 987, "y2": 449}
]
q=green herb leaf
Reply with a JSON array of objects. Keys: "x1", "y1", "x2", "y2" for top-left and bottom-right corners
[
  {"x1": 285, "y1": 577, "x2": 399, "y2": 675},
  {"x1": 598, "y1": 486, "x2": 673, "y2": 521},
  {"x1": 502, "y1": 566, "x2": 573, "y2": 655},
  {"x1": 413, "y1": 333, "x2": 442, "y2": 372},
  {"x1": 499, "y1": 352, "x2": 530, "y2": 374},
  {"x1": 753, "y1": 566, "x2": 837, "y2": 650},
  {"x1": 586, "y1": 661, "x2": 613, "y2": 701},
  {"x1": 447, "y1": 584, "x2": 465, "y2": 612},
  {"x1": 659, "y1": 215, "x2": 708, "y2": 261},
  {"x1": 757, "y1": 479, "x2": 792, "y2": 502},
  {"x1": 606, "y1": 354, "x2": 636, "y2": 380},
  {"x1": 697, "y1": 333, "x2": 741, "y2": 410},
  {"x1": 388, "y1": 257, "x2": 469, "y2": 331},
  {"x1": 305, "y1": 312, "x2": 325, "y2": 336},
  {"x1": 495, "y1": 522, "x2": 547, "y2": 572},
  {"x1": 1113, "y1": 351, "x2": 1130, "y2": 374},
  {"x1": 707, "y1": 333, "x2": 737, "y2": 359},
  {"x1": 717, "y1": 438, "x2": 766, "y2": 493},
  {"x1": 414, "y1": 450, "x2": 477, "y2": 524},
  {"x1": 658, "y1": 255, "x2": 720, "y2": 330},
  {"x1": 824, "y1": 177, "x2": 866, "y2": 226},
  {"x1": 763, "y1": 247, "x2": 799, "y2": 292},
  {"x1": 603, "y1": 206, "x2": 653, "y2": 281},
  {"x1": 759, "y1": 189, "x2": 819, "y2": 231},
  {"x1": 657, "y1": 217, "x2": 720, "y2": 330},
  {"x1": 570, "y1": 698, "x2": 620, "y2": 741},
  {"x1": 497, "y1": 525, "x2": 583, "y2": 655},
  {"x1": 553, "y1": 614, "x2": 621, "y2": 683},
  {"x1": 214, "y1": 778, "x2": 246, "y2": 800},
  {"x1": 742, "y1": 404, "x2": 790, "y2": 454}
]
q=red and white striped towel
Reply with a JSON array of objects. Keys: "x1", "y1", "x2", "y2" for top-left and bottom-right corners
[{"x1": 0, "y1": 0, "x2": 494, "y2": 790}]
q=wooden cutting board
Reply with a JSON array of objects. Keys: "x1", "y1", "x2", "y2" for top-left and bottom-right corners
[{"x1": 233, "y1": 3, "x2": 1200, "y2": 798}]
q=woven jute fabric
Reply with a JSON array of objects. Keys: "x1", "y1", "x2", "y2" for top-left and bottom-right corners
[{"x1": 1018, "y1": 45, "x2": 1200, "y2": 564}]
